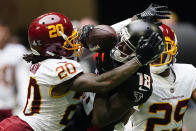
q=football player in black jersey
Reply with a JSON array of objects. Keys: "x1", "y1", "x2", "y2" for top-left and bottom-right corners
[
  {"x1": 63, "y1": 3, "x2": 170, "y2": 131},
  {"x1": 89, "y1": 20, "x2": 165, "y2": 131}
]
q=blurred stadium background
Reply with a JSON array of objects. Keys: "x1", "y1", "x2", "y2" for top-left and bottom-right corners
[
  {"x1": 1, "y1": 0, "x2": 196, "y2": 130},
  {"x1": 1, "y1": 0, "x2": 196, "y2": 65}
]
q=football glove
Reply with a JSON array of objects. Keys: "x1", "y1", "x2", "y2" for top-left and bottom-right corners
[
  {"x1": 79, "y1": 24, "x2": 95, "y2": 49},
  {"x1": 136, "y1": 3, "x2": 171, "y2": 21},
  {"x1": 136, "y1": 32, "x2": 165, "y2": 66}
]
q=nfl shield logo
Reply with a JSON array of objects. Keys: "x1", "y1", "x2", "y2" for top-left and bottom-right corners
[{"x1": 170, "y1": 88, "x2": 174, "y2": 93}]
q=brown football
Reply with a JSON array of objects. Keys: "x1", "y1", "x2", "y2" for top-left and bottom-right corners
[{"x1": 86, "y1": 25, "x2": 117, "y2": 52}]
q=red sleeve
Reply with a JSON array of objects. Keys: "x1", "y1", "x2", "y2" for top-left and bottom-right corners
[{"x1": 92, "y1": 53, "x2": 105, "y2": 62}]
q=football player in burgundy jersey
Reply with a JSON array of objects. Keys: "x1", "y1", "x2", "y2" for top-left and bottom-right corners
[
  {"x1": 122, "y1": 24, "x2": 196, "y2": 131},
  {"x1": 0, "y1": 10, "x2": 165, "y2": 131}
]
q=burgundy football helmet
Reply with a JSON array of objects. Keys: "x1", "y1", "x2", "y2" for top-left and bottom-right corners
[
  {"x1": 150, "y1": 24, "x2": 178, "y2": 66},
  {"x1": 28, "y1": 12, "x2": 82, "y2": 57}
]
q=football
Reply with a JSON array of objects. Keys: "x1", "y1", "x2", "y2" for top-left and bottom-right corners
[{"x1": 86, "y1": 25, "x2": 118, "y2": 52}]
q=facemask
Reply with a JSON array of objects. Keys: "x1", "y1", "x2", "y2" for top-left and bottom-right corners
[{"x1": 110, "y1": 48, "x2": 128, "y2": 63}]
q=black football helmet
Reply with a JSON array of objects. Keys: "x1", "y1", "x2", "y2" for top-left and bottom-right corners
[{"x1": 110, "y1": 19, "x2": 164, "y2": 63}]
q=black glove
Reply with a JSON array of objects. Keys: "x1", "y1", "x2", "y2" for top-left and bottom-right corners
[
  {"x1": 136, "y1": 32, "x2": 165, "y2": 65},
  {"x1": 79, "y1": 24, "x2": 95, "y2": 49},
  {"x1": 136, "y1": 3, "x2": 171, "y2": 21}
]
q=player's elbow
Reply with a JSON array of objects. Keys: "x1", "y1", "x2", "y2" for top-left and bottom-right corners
[{"x1": 97, "y1": 81, "x2": 115, "y2": 93}]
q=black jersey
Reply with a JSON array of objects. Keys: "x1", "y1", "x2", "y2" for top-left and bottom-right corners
[
  {"x1": 96, "y1": 52, "x2": 152, "y2": 106},
  {"x1": 63, "y1": 52, "x2": 153, "y2": 131},
  {"x1": 95, "y1": 52, "x2": 153, "y2": 131}
]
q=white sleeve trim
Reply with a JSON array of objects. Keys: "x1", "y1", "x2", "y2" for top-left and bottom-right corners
[{"x1": 111, "y1": 18, "x2": 132, "y2": 35}]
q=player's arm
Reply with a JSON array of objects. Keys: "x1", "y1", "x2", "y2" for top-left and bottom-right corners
[
  {"x1": 91, "y1": 78, "x2": 149, "y2": 127},
  {"x1": 60, "y1": 57, "x2": 141, "y2": 93},
  {"x1": 113, "y1": 108, "x2": 136, "y2": 130},
  {"x1": 91, "y1": 90, "x2": 135, "y2": 127},
  {"x1": 192, "y1": 89, "x2": 196, "y2": 104},
  {"x1": 55, "y1": 22, "x2": 163, "y2": 94},
  {"x1": 120, "y1": 108, "x2": 136, "y2": 125},
  {"x1": 191, "y1": 82, "x2": 196, "y2": 104},
  {"x1": 66, "y1": 31, "x2": 163, "y2": 93},
  {"x1": 69, "y1": 31, "x2": 161, "y2": 93},
  {"x1": 191, "y1": 69, "x2": 196, "y2": 103},
  {"x1": 111, "y1": 3, "x2": 170, "y2": 34}
]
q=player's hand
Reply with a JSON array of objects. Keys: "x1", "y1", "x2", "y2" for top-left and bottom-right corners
[
  {"x1": 79, "y1": 24, "x2": 95, "y2": 49},
  {"x1": 136, "y1": 3, "x2": 171, "y2": 21},
  {"x1": 136, "y1": 32, "x2": 165, "y2": 65}
]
